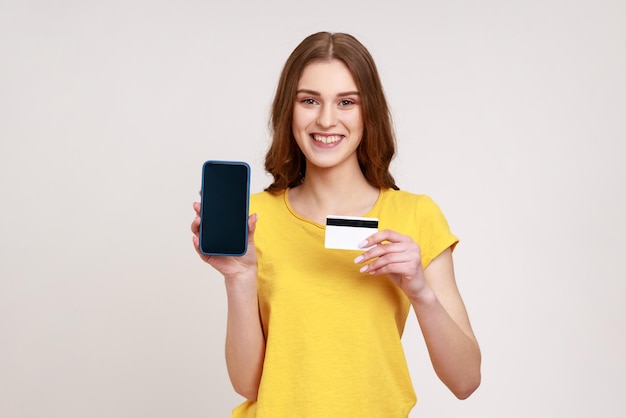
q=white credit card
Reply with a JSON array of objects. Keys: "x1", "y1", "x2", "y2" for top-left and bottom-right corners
[{"x1": 324, "y1": 215, "x2": 379, "y2": 250}]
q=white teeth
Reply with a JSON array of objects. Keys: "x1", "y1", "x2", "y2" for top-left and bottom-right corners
[{"x1": 313, "y1": 134, "x2": 342, "y2": 144}]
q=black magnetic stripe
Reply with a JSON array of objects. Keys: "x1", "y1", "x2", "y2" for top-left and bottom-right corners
[{"x1": 326, "y1": 218, "x2": 378, "y2": 228}]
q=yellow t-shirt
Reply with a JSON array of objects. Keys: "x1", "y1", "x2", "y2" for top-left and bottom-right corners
[{"x1": 232, "y1": 188, "x2": 458, "y2": 418}]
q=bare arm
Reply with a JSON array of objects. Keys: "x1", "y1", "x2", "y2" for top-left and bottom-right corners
[
  {"x1": 223, "y1": 273, "x2": 265, "y2": 401},
  {"x1": 356, "y1": 232, "x2": 481, "y2": 399},
  {"x1": 412, "y1": 248, "x2": 481, "y2": 399},
  {"x1": 192, "y1": 204, "x2": 265, "y2": 400}
]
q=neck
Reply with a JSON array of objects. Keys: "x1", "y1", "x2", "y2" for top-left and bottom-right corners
[{"x1": 288, "y1": 164, "x2": 380, "y2": 223}]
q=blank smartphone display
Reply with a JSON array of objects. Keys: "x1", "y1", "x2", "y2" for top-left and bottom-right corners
[{"x1": 199, "y1": 161, "x2": 250, "y2": 256}]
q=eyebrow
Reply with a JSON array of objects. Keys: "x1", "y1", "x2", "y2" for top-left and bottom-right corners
[{"x1": 296, "y1": 89, "x2": 360, "y2": 97}]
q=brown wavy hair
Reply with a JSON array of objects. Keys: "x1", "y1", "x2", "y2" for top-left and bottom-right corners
[{"x1": 265, "y1": 32, "x2": 399, "y2": 193}]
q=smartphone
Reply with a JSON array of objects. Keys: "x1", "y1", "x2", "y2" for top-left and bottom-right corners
[{"x1": 199, "y1": 160, "x2": 251, "y2": 256}]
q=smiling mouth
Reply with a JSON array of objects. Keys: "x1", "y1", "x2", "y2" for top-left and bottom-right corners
[{"x1": 312, "y1": 134, "x2": 343, "y2": 144}]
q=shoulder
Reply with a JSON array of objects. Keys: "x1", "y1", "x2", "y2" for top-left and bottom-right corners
[
  {"x1": 379, "y1": 190, "x2": 448, "y2": 229},
  {"x1": 379, "y1": 189, "x2": 458, "y2": 265},
  {"x1": 380, "y1": 189, "x2": 443, "y2": 217},
  {"x1": 250, "y1": 190, "x2": 285, "y2": 213}
]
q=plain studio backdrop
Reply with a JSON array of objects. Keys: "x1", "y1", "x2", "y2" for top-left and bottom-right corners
[{"x1": 1, "y1": 1, "x2": 624, "y2": 417}]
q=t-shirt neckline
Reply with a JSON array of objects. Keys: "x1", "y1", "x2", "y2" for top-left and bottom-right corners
[{"x1": 282, "y1": 188, "x2": 388, "y2": 228}]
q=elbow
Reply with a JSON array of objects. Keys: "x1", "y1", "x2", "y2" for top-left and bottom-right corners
[
  {"x1": 226, "y1": 357, "x2": 264, "y2": 402},
  {"x1": 233, "y1": 381, "x2": 260, "y2": 402},
  {"x1": 445, "y1": 346, "x2": 482, "y2": 400},
  {"x1": 451, "y1": 372, "x2": 481, "y2": 400},
  {"x1": 234, "y1": 386, "x2": 259, "y2": 402}
]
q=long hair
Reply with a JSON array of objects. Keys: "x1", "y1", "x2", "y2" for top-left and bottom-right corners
[{"x1": 265, "y1": 32, "x2": 399, "y2": 193}]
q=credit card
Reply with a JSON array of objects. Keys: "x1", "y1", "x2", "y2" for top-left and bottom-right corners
[{"x1": 324, "y1": 215, "x2": 379, "y2": 250}]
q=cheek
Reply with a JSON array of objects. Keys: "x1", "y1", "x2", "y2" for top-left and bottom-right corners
[
  {"x1": 348, "y1": 106, "x2": 363, "y2": 123},
  {"x1": 348, "y1": 112, "x2": 364, "y2": 133},
  {"x1": 291, "y1": 112, "x2": 309, "y2": 143},
  {"x1": 292, "y1": 109, "x2": 308, "y2": 132}
]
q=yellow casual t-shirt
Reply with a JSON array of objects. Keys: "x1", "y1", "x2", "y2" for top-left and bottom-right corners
[{"x1": 232, "y1": 188, "x2": 458, "y2": 418}]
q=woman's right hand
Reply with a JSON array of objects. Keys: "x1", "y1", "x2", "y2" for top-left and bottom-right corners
[
  {"x1": 191, "y1": 201, "x2": 258, "y2": 281},
  {"x1": 193, "y1": 202, "x2": 265, "y2": 401}
]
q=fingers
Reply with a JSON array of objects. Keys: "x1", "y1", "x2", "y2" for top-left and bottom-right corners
[
  {"x1": 191, "y1": 202, "x2": 201, "y2": 235},
  {"x1": 191, "y1": 234, "x2": 201, "y2": 253},
  {"x1": 360, "y1": 241, "x2": 407, "y2": 259},
  {"x1": 191, "y1": 215, "x2": 200, "y2": 235},
  {"x1": 357, "y1": 244, "x2": 418, "y2": 273},
  {"x1": 190, "y1": 222, "x2": 205, "y2": 257},
  {"x1": 359, "y1": 229, "x2": 412, "y2": 249},
  {"x1": 358, "y1": 229, "x2": 414, "y2": 261},
  {"x1": 355, "y1": 229, "x2": 421, "y2": 276}
]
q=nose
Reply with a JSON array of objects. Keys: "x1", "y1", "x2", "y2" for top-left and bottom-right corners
[{"x1": 316, "y1": 104, "x2": 337, "y2": 128}]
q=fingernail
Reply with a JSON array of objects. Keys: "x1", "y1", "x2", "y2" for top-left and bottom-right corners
[
  {"x1": 358, "y1": 240, "x2": 368, "y2": 248},
  {"x1": 359, "y1": 265, "x2": 368, "y2": 273},
  {"x1": 354, "y1": 255, "x2": 363, "y2": 264}
]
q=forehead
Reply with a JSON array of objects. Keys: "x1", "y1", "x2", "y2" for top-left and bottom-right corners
[{"x1": 297, "y1": 59, "x2": 358, "y2": 91}]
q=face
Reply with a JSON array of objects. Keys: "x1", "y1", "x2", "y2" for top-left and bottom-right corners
[{"x1": 292, "y1": 59, "x2": 364, "y2": 173}]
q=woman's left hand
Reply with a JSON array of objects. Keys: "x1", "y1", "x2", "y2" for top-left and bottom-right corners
[{"x1": 354, "y1": 229, "x2": 428, "y2": 301}]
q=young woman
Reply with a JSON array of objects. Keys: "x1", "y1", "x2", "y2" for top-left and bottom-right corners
[{"x1": 191, "y1": 31, "x2": 481, "y2": 418}]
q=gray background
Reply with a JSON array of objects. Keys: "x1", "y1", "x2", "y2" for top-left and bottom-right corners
[{"x1": 1, "y1": 0, "x2": 624, "y2": 416}]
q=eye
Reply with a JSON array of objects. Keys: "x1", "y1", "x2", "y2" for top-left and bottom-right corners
[
  {"x1": 301, "y1": 98, "x2": 318, "y2": 105},
  {"x1": 339, "y1": 99, "x2": 355, "y2": 106}
]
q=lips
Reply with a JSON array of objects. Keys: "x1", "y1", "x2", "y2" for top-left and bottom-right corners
[{"x1": 312, "y1": 134, "x2": 343, "y2": 144}]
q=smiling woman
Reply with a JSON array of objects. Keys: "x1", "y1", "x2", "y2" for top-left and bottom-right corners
[
  {"x1": 191, "y1": 31, "x2": 481, "y2": 418},
  {"x1": 292, "y1": 60, "x2": 364, "y2": 174},
  {"x1": 265, "y1": 32, "x2": 398, "y2": 193}
]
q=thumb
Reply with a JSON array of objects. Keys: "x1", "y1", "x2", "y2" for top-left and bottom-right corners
[{"x1": 247, "y1": 213, "x2": 258, "y2": 243}]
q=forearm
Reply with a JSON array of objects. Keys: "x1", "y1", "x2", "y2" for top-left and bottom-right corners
[
  {"x1": 411, "y1": 287, "x2": 481, "y2": 399},
  {"x1": 224, "y1": 276, "x2": 266, "y2": 401}
]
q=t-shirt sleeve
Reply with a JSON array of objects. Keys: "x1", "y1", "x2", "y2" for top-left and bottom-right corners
[{"x1": 416, "y1": 195, "x2": 459, "y2": 269}]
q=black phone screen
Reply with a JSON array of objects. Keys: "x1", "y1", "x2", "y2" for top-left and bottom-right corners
[{"x1": 199, "y1": 161, "x2": 250, "y2": 256}]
